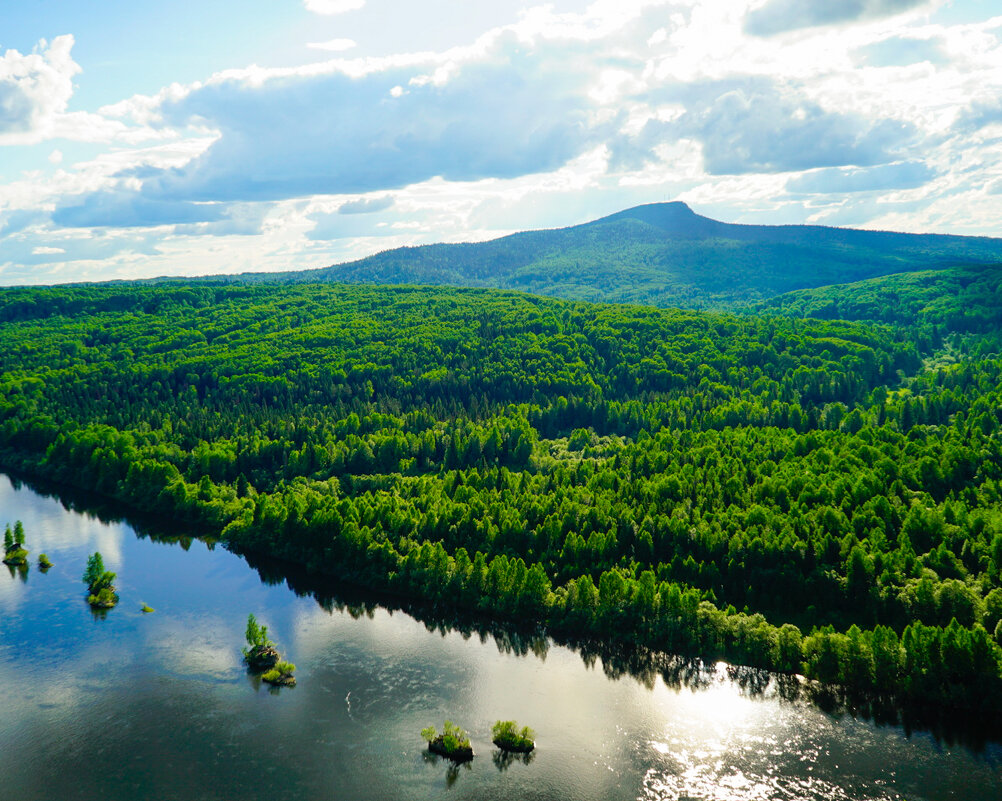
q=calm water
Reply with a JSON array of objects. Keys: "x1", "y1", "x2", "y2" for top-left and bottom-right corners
[{"x1": 0, "y1": 473, "x2": 1000, "y2": 801}]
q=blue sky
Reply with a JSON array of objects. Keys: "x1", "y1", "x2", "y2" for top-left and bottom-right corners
[{"x1": 1, "y1": 0, "x2": 1001, "y2": 284}]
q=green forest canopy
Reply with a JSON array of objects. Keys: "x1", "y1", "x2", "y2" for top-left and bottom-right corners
[{"x1": 1, "y1": 280, "x2": 1002, "y2": 718}]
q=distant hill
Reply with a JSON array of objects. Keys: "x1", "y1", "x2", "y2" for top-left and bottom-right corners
[
  {"x1": 212, "y1": 202, "x2": 1002, "y2": 309},
  {"x1": 759, "y1": 263, "x2": 1002, "y2": 336}
]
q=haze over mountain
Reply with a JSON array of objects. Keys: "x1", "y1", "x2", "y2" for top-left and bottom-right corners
[{"x1": 209, "y1": 202, "x2": 1002, "y2": 310}]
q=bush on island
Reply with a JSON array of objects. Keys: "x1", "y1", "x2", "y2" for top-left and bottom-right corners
[
  {"x1": 421, "y1": 721, "x2": 474, "y2": 762},
  {"x1": 261, "y1": 660, "x2": 297, "y2": 687},
  {"x1": 491, "y1": 720, "x2": 535, "y2": 753},
  {"x1": 83, "y1": 552, "x2": 118, "y2": 608},
  {"x1": 242, "y1": 613, "x2": 280, "y2": 670}
]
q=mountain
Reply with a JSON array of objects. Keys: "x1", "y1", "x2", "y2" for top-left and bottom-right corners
[{"x1": 213, "y1": 202, "x2": 1002, "y2": 309}]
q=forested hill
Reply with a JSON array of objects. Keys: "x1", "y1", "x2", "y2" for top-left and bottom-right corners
[
  {"x1": 760, "y1": 264, "x2": 1002, "y2": 338},
  {"x1": 4, "y1": 281, "x2": 1002, "y2": 724},
  {"x1": 201, "y1": 202, "x2": 1002, "y2": 310}
]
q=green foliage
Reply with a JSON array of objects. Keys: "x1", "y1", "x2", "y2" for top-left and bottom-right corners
[
  {"x1": 82, "y1": 552, "x2": 105, "y2": 589},
  {"x1": 140, "y1": 603, "x2": 155, "y2": 613},
  {"x1": 82, "y1": 551, "x2": 117, "y2": 605},
  {"x1": 261, "y1": 660, "x2": 296, "y2": 685},
  {"x1": 3, "y1": 523, "x2": 28, "y2": 563},
  {"x1": 88, "y1": 586, "x2": 119, "y2": 608},
  {"x1": 423, "y1": 721, "x2": 472, "y2": 757},
  {"x1": 491, "y1": 720, "x2": 535, "y2": 750},
  {"x1": 2, "y1": 547, "x2": 28, "y2": 566},
  {"x1": 38, "y1": 553, "x2": 52, "y2": 568},
  {"x1": 244, "y1": 613, "x2": 272, "y2": 650},
  {"x1": 762, "y1": 264, "x2": 1002, "y2": 336}
]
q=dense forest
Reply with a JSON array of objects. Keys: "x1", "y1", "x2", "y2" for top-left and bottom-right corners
[
  {"x1": 762, "y1": 264, "x2": 1002, "y2": 337},
  {"x1": 175, "y1": 202, "x2": 1002, "y2": 310},
  {"x1": 2, "y1": 279, "x2": 1002, "y2": 723}
]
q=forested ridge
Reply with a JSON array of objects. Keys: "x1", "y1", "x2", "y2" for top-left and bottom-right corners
[
  {"x1": 168, "y1": 202, "x2": 1002, "y2": 311},
  {"x1": 3, "y1": 280, "x2": 1002, "y2": 723},
  {"x1": 761, "y1": 264, "x2": 1002, "y2": 338}
]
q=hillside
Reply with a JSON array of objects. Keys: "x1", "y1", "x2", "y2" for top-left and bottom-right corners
[
  {"x1": 760, "y1": 264, "x2": 1002, "y2": 334},
  {"x1": 2, "y1": 281, "x2": 1002, "y2": 722},
  {"x1": 211, "y1": 202, "x2": 1002, "y2": 310}
]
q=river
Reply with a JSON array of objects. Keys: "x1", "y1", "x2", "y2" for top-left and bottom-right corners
[{"x1": 0, "y1": 473, "x2": 999, "y2": 800}]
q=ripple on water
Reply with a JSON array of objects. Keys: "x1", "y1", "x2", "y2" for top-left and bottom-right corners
[{"x1": 639, "y1": 764, "x2": 907, "y2": 801}]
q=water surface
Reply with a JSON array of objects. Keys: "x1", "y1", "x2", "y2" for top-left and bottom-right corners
[{"x1": 0, "y1": 473, "x2": 999, "y2": 800}]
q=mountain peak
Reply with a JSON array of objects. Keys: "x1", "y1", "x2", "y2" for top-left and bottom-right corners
[{"x1": 592, "y1": 201, "x2": 724, "y2": 238}]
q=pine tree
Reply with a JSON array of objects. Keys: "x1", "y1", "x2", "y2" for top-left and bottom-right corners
[{"x1": 83, "y1": 552, "x2": 106, "y2": 591}]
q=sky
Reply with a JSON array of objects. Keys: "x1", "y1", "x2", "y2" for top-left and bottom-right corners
[{"x1": 1, "y1": 0, "x2": 1001, "y2": 285}]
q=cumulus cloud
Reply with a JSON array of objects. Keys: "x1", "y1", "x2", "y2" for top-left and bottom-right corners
[
  {"x1": 786, "y1": 160, "x2": 936, "y2": 193},
  {"x1": 0, "y1": 228, "x2": 161, "y2": 270},
  {"x1": 50, "y1": 183, "x2": 269, "y2": 236},
  {"x1": 304, "y1": 0, "x2": 365, "y2": 15},
  {"x1": 955, "y1": 99, "x2": 1002, "y2": 133},
  {"x1": 625, "y1": 79, "x2": 917, "y2": 175},
  {"x1": 745, "y1": 0, "x2": 931, "y2": 37},
  {"x1": 338, "y1": 196, "x2": 394, "y2": 214},
  {"x1": 59, "y1": 30, "x2": 615, "y2": 221},
  {"x1": 307, "y1": 39, "x2": 357, "y2": 52},
  {"x1": 5, "y1": 0, "x2": 1002, "y2": 284},
  {"x1": 853, "y1": 34, "x2": 948, "y2": 66},
  {"x1": 308, "y1": 209, "x2": 394, "y2": 241},
  {"x1": 0, "y1": 209, "x2": 47, "y2": 238},
  {"x1": 0, "y1": 36, "x2": 78, "y2": 142},
  {"x1": 52, "y1": 191, "x2": 230, "y2": 228},
  {"x1": 0, "y1": 35, "x2": 152, "y2": 146}
]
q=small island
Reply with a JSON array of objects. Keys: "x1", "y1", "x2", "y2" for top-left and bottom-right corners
[
  {"x1": 242, "y1": 613, "x2": 280, "y2": 669},
  {"x1": 262, "y1": 660, "x2": 297, "y2": 687},
  {"x1": 38, "y1": 553, "x2": 53, "y2": 570},
  {"x1": 491, "y1": 720, "x2": 535, "y2": 753},
  {"x1": 140, "y1": 603, "x2": 155, "y2": 613},
  {"x1": 83, "y1": 551, "x2": 119, "y2": 608},
  {"x1": 421, "y1": 721, "x2": 474, "y2": 762},
  {"x1": 242, "y1": 613, "x2": 296, "y2": 686},
  {"x1": 3, "y1": 521, "x2": 29, "y2": 566}
]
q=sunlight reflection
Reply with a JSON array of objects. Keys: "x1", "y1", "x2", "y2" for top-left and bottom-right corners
[{"x1": 641, "y1": 664, "x2": 903, "y2": 801}]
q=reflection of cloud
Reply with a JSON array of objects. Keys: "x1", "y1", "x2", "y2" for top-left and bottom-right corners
[
  {"x1": 0, "y1": 476, "x2": 126, "y2": 566},
  {"x1": 142, "y1": 614, "x2": 243, "y2": 679}
]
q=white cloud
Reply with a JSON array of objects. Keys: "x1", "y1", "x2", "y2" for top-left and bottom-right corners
[
  {"x1": 0, "y1": 36, "x2": 165, "y2": 146},
  {"x1": 0, "y1": 35, "x2": 79, "y2": 144},
  {"x1": 3, "y1": 0, "x2": 1002, "y2": 284},
  {"x1": 307, "y1": 38, "x2": 358, "y2": 52},
  {"x1": 304, "y1": 0, "x2": 365, "y2": 15},
  {"x1": 744, "y1": 0, "x2": 938, "y2": 37}
]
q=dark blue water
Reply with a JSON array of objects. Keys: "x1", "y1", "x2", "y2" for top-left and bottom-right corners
[{"x1": 1, "y1": 473, "x2": 1000, "y2": 801}]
